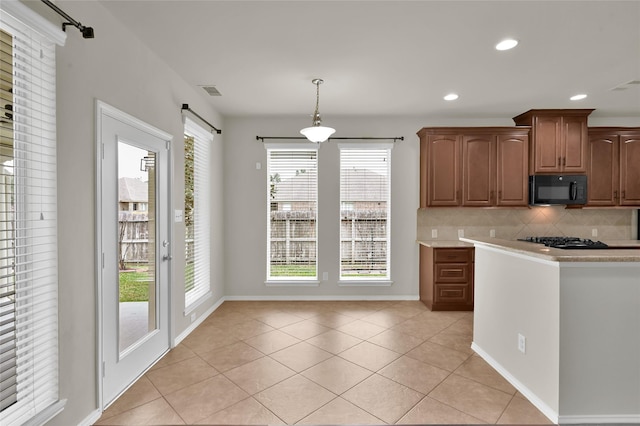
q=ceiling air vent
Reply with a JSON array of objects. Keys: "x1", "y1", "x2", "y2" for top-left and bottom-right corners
[
  {"x1": 611, "y1": 80, "x2": 640, "y2": 91},
  {"x1": 200, "y1": 85, "x2": 221, "y2": 96}
]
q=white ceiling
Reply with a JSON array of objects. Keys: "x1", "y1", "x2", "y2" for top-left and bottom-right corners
[{"x1": 98, "y1": 0, "x2": 640, "y2": 121}]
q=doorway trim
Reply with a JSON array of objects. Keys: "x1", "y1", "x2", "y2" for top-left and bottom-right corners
[{"x1": 95, "y1": 100, "x2": 174, "y2": 410}]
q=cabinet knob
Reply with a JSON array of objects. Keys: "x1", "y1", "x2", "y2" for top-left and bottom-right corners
[
  {"x1": 558, "y1": 157, "x2": 561, "y2": 166},
  {"x1": 622, "y1": 190, "x2": 626, "y2": 200},
  {"x1": 563, "y1": 157, "x2": 566, "y2": 166},
  {"x1": 614, "y1": 190, "x2": 619, "y2": 200}
]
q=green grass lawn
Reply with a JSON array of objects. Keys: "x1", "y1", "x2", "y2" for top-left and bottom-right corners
[
  {"x1": 119, "y1": 270, "x2": 151, "y2": 302},
  {"x1": 270, "y1": 264, "x2": 316, "y2": 277}
]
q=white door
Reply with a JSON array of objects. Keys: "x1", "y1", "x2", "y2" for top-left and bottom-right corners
[{"x1": 97, "y1": 102, "x2": 172, "y2": 407}]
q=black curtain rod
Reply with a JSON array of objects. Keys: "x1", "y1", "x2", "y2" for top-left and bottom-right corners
[
  {"x1": 256, "y1": 136, "x2": 404, "y2": 142},
  {"x1": 41, "y1": 0, "x2": 95, "y2": 38},
  {"x1": 181, "y1": 104, "x2": 222, "y2": 134}
]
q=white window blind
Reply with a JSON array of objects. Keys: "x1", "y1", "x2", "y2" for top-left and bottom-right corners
[
  {"x1": 266, "y1": 147, "x2": 318, "y2": 280},
  {"x1": 339, "y1": 145, "x2": 391, "y2": 280},
  {"x1": 0, "y1": 2, "x2": 65, "y2": 424},
  {"x1": 184, "y1": 118, "x2": 212, "y2": 311}
]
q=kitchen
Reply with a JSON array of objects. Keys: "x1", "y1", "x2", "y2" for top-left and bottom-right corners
[
  {"x1": 3, "y1": 1, "x2": 639, "y2": 425},
  {"x1": 417, "y1": 109, "x2": 640, "y2": 423}
]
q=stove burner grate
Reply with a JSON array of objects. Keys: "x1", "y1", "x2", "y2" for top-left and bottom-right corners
[{"x1": 518, "y1": 236, "x2": 609, "y2": 249}]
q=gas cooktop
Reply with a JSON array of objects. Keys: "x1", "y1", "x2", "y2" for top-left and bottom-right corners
[{"x1": 517, "y1": 236, "x2": 609, "y2": 249}]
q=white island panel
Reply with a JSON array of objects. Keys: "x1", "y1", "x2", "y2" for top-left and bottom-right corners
[
  {"x1": 466, "y1": 238, "x2": 640, "y2": 424},
  {"x1": 559, "y1": 263, "x2": 640, "y2": 423},
  {"x1": 472, "y1": 245, "x2": 560, "y2": 421}
]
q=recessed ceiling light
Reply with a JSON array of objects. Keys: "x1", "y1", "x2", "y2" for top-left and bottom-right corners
[
  {"x1": 570, "y1": 94, "x2": 587, "y2": 101},
  {"x1": 444, "y1": 93, "x2": 459, "y2": 101},
  {"x1": 495, "y1": 39, "x2": 518, "y2": 51}
]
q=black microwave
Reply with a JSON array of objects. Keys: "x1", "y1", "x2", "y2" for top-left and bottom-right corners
[{"x1": 529, "y1": 175, "x2": 587, "y2": 206}]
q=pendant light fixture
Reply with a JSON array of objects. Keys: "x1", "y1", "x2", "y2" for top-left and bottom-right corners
[{"x1": 300, "y1": 78, "x2": 335, "y2": 143}]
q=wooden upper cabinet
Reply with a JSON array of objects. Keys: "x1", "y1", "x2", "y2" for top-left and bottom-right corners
[
  {"x1": 462, "y1": 135, "x2": 495, "y2": 206},
  {"x1": 425, "y1": 133, "x2": 461, "y2": 206},
  {"x1": 587, "y1": 133, "x2": 618, "y2": 206},
  {"x1": 619, "y1": 134, "x2": 640, "y2": 205},
  {"x1": 587, "y1": 128, "x2": 640, "y2": 207},
  {"x1": 513, "y1": 109, "x2": 593, "y2": 173},
  {"x1": 418, "y1": 128, "x2": 529, "y2": 208},
  {"x1": 496, "y1": 132, "x2": 529, "y2": 206}
]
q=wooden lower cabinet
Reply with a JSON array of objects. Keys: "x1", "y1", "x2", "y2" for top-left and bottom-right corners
[{"x1": 420, "y1": 246, "x2": 474, "y2": 311}]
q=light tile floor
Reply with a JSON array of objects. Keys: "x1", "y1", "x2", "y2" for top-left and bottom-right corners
[{"x1": 94, "y1": 300, "x2": 554, "y2": 425}]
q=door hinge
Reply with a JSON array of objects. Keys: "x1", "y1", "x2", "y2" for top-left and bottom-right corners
[
  {"x1": 101, "y1": 252, "x2": 105, "y2": 269},
  {"x1": 102, "y1": 361, "x2": 106, "y2": 378},
  {"x1": 101, "y1": 143, "x2": 105, "y2": 159}
]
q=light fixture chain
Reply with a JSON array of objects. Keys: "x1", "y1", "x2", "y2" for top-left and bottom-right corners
[{"x1": 313, "y1": 80, "x2": 321, "y2": 125}]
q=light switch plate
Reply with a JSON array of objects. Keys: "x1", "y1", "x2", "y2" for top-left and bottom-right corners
[{"x1": 174, "y1": 209, "x2": 183, "y2": 223}]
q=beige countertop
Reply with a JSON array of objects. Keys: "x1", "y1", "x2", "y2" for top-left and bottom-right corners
[
  {"x1": 416, "y1": 239, "x2": 474, "y2": 248},
  {"x1": 459, "y1": 237, "x2": 640, "y2": 262}
]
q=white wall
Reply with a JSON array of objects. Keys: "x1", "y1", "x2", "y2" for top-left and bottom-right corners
[
  {"x1": 37, "y1": 1, "x2": 225, "y2": 425},
  {"x1": 223, "y1": 116, "x2": 431, "y2": 299}
]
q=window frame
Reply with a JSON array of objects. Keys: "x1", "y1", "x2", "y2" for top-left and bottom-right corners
[
  {"x1": 264, "y1": 143, "x2": 319, "y2": 285},
  {"x1": 183, "y1": 117, "x2": 213, "y2": 313},
  {"x1": 337, "y1": 142, "x2": 393, "y2": 286},
  {"x1": 0, "y1": 2, "x2": 66, "y2": 425}
]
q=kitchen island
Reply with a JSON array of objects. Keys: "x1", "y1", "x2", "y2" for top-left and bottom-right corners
[{"x1": 461, "y1": 237, "x2": 640, "y2": 424}]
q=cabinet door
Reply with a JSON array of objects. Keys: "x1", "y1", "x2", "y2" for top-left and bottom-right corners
[
  {"x1": 533, "y1": 115, "x2": 562, "y2": 172},
  {"x1": 428, "y1": 135, "x2": 460, "y2": 206},
  {"x1": 562, "y1": 115, "x2": 588, "y2": 172},
  {"x1": 619, "y1": 135, "x2": 640, "y2": 206},
  {"x1": 462, "y1": 135, "x2": 495, "y2": 206},
  {"x1": 587, "y1": 134, "x2": 618, "y2": 206},
  {"x1": 420, "y1": 138, "x2": 428, "y2": 207},
  {"x1": 497, "y1": 133, "x2": 529, "y2": 206}
]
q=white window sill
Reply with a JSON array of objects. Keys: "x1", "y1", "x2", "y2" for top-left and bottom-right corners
[
  {"x1": 265, "y1": 280, "x2": 320, "y2": 287},
  {"x1": 338, "y1": 280, "x2": 393, "y2": 287}
]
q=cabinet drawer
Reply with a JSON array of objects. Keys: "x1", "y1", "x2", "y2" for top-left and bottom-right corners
[
  {"x1": 434, "y1": 248, "x2": 470, "y2": 263},
  {"x1": 434, "y1": 284, "x2": 471, "y2": 304},
  {"x1": 435, "y1": 263, "x2": 469, "y2": 283}
]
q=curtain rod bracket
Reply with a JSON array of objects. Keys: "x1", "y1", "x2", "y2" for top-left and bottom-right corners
[
  {"x1": 181, "y1": 104, "x2": 222, "y2": 134},
  {"x1": 41, "y1": 0, "x2": 94, "y2": 38}
]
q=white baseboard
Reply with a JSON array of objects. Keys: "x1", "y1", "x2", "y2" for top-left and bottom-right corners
[
  {"x1": 224, "y1": 295, "x2": 419, "y2": 301},
  {"x1": 558, "y1": 414, "x2": 640, "y2": 424},
  {"x1": 77, "y1": 408, "x2": 102, "y2": 426},
  {"x1": 173, "y1": 296, "x2": 225, "y2": 346},
  {"x1": 471, "y1": 342, "x2": 559, "y2": 424},
  {"x1": 472, "y1": 343, "x2": 640, "y2": 425}
]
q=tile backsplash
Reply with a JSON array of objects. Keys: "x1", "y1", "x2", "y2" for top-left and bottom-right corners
[{"x1": 417, "y1": 207, "x2": 638, "y2": 241}]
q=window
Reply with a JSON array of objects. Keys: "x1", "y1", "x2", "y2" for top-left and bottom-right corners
[
  {"x1": 184, "y1": 118, "x2": 212, "y2": 311},
  {"x1": 266, "y1": 147, "x2": 318, "y2": 280},
  {"x1": 339, "y1": 145, "x2": 392, "y2": 280},
  {"x1": 0, "y1": 2, "x2": 65, "y2": 425}
]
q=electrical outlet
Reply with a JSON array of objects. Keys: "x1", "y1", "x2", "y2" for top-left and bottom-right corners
[
  {"x1": 431, "y1": 229, "x2": 438, "y2": 238},
  {"x1": 458, "y1": 229, "x2": 464, "y2": 238},
  {"x1": 490, "y1": 229, "x2": 496, "y2": 238},
  {"x1": 518, "y1": 333, "x2": 526, "y2": 354},
  {"x1": 322, "y1": 272, "x2": 328, "y2": 281},
  {"x1": 592, "y1": 228, "x2": 598, "y2": 237}
]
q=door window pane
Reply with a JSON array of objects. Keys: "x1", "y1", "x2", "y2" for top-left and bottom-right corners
[{"x1": 118, "y1": 142, "x2": 157, "y2": 352}]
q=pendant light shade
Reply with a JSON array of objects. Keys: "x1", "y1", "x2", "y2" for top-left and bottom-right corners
[{"x1": 300, "y1": 79, "x2": 335, "y2": 143}]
